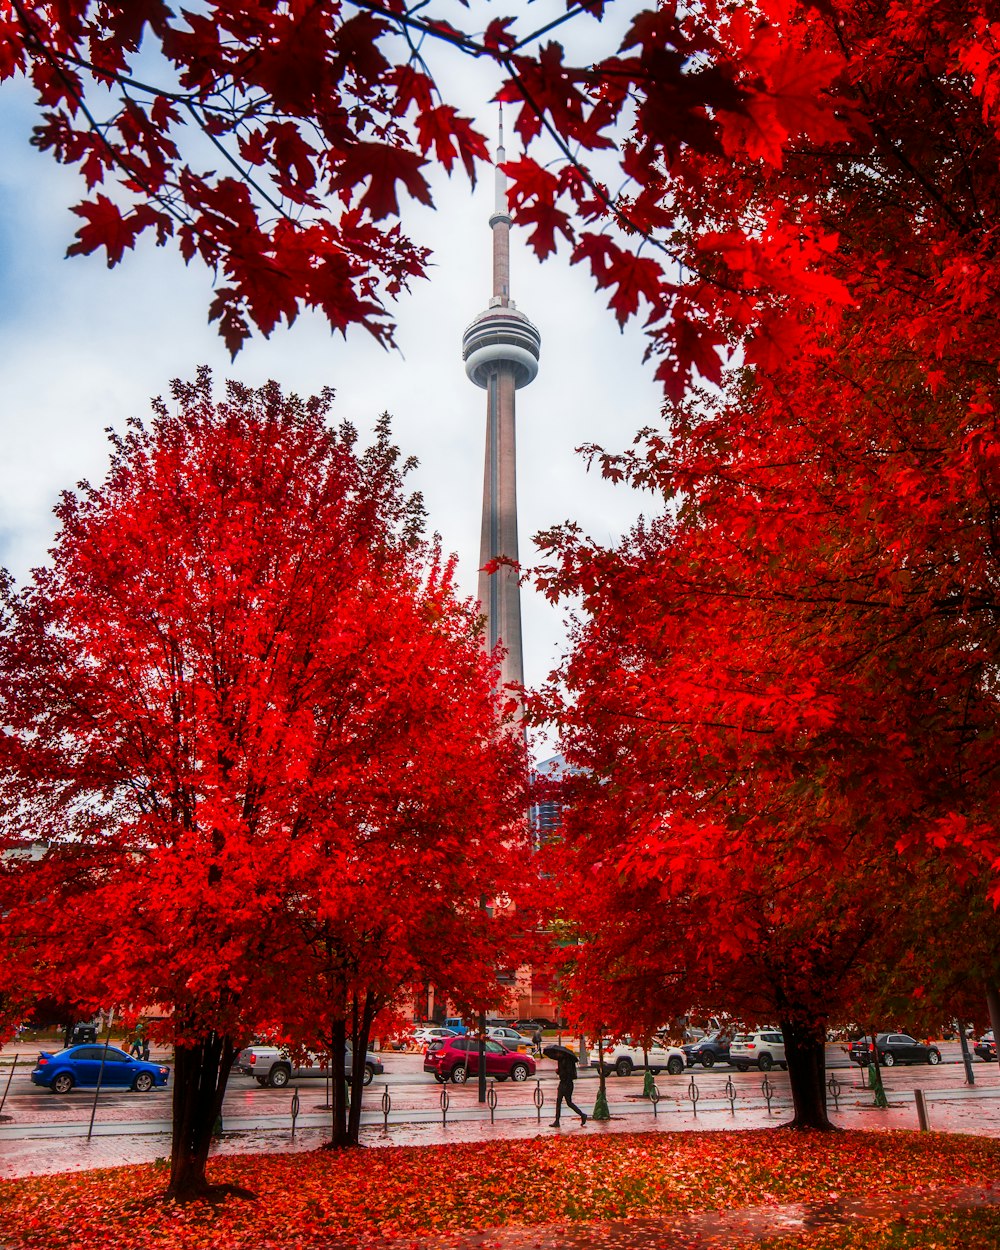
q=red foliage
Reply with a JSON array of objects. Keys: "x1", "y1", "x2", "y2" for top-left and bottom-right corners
[
  {"x1": 0, "y1": 369, "x2": 528, "y2": 1192},
  {"x1": 531, "y1": 0, "x2": 1000, "y2": 1119},
  {"x1": 3, "y1": 1130, "x2": 1000, "y2": 1247}
]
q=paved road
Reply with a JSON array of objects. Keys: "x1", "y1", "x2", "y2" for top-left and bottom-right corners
[{"x1": 1, "y1": 1043, "x2": 995, "y2": 1134}]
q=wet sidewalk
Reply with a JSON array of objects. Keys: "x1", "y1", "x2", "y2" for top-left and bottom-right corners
[{"x1": 5, "y1": 1081, "x2": 1000, "y2": 1180}]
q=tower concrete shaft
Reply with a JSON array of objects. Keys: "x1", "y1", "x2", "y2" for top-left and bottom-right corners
[{"x1": 462, "y1": 117, "x2": 540, "y2": 696}]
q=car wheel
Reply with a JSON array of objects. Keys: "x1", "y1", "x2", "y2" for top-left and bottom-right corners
[
  {"x1": 615, "y1": 1058, "x2": 633, "y2": 1077},
  {"x1": 758, "y1": 1054, "x2": 773, "y2": 1072},
  {"x1": 701, "y1": 1052, "x2": 716, "y2": 1068},
  {"x1": 268, "y1": 1066, "x2": 291, "y2": 1088},
  {"x1": 451, "y1": 1064, "x2": 468, "y2": 1084},
  {"x1": 132, "y1": 1072, "x2": 154, "y2": 1092},
  {"x1": 667, "y1": 1056, "x2": 684, "y2": 1076},
  {"x1": 882, "y1": 1052, "x2": 895, "y2": 1067},
  {"x1": 736, "y1": 1063, "x2": 749, "y2": 1072},
  {"x1": 510, "y1": 1063, "x2": 530, "y2": 1082},
  {"x1": 363, "y1": 1065, "x2": 375, "y2": 1086},
  {"x1": 51, "y1": 1072, "x2": 74, "y2": 1095},
  {"x1": 928, "y1": 1050, "x2": 941, "y2": 1065}
]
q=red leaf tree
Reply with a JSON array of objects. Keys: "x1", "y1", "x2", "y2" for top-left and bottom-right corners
[
  {"x1": 0, "y1": 369, "x2": 527, "y2": 1197},
  {"x1": 534, "y1": 0, "x2": 1000, "y2": 1127}
]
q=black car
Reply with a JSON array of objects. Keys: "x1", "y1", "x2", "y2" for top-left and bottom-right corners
[
  {"x1": 848, "y1": 1033, "x2": 941, "y2": 1067},
  {"x1": 682, "y1": 1032, "x2": 731, "y2": 1068},
  {"x1": 975, "y1": 1031, "x2": 996, "y2": 1061}
]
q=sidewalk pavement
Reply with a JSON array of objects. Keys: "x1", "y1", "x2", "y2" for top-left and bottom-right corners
[{"x1": 5, "y1": 1081, "x2": 1000, "y2": 1180}]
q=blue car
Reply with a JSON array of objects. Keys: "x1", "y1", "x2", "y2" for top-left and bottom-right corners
[{"x1": 31, "y1": 1044, "x2": 170, "y2": 1094}]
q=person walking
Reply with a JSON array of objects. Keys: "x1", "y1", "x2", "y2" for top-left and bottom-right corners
[
  {"x1": 130, "y1": 1021, "x2": 145, "y2": 1059},
  {"x1": 532, "y1": 1025, "x2": 543, "y2": 1057},
  {"x1": 550, "y1": 1049, "x2": 587, "y2": 1127}
]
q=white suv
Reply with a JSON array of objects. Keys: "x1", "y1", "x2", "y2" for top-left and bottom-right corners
[
  {"x1": 590, "y1": 1038, "x2": 686, "y2": 1077},
  {"x1": 729, "y1": 1030, "x2": 786, "y2": 1072}
]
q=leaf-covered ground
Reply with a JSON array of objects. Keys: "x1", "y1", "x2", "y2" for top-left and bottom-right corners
[
  {"x1": 756, "y1": 1207, "x2": 1000, "y2": 1248},
  {"x1": 3, "y1": 1129, "x2": 1000, "y2": 1249}
]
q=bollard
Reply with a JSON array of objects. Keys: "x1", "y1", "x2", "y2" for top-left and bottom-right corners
[
  {"x1": 687, "y1": 1073, "x2": 700, "y2": 1118},
  {"x1": 487, "y1": 1081, "x2": 497, "y2": 1124},
  {"x1": 649, "y1": 1082, "x2": 660, "y2": 1119},
  {"x1": 914, "y1": 1088, "x2": 930, "y2": 1132},
  {"x1": 440, "y1": 1083, "x2": 450, "y2": 1127},
  {"x1": 827, "y1": 1073, "x2": 841, "y2": 1113},
  {"x1": 381, "y1": 1083, "x2": 391, "y2": 1130},
  {"x1": 290, "y1": 1087, "x2": 301, "y2": 1140},
  {"x1": 724, "y1": 1075, "x2": 737, "y2": 1116},
  {"x1": 533, "y1": 1079, "x2": 545, "y2": 1123},
  {"x1": 761, "y1": 1073, "x2": 774, "y2": 1115},
  {"x1": 859, "y1": 1061, "x2": 868, "y2": 1089}
]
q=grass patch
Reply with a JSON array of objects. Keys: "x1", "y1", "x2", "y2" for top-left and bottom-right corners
[{"x1": 756, "y1": 1206, "x2": 1000, "y2": 1248}]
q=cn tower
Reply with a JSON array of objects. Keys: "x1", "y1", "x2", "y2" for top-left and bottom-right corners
[{"x1": 462, "y1": 115, "x2": 541, "y2": 697}]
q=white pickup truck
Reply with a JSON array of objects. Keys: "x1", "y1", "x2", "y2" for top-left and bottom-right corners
[{"x1": 234, "y1": 1044, "x2": 383, "y2": 1088}]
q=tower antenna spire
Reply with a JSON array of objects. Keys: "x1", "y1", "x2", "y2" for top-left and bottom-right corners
[{"x1": 462, "y1": 106, "x2": 541, "y2": 706}]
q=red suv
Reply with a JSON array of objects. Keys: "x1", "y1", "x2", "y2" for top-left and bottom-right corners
[{"x1": 423, "y1": 1036, "x2": 536, "y2": 1085}]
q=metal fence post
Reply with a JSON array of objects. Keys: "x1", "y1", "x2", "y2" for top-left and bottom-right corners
[
  {"x1": 761, "y1": 1073, "x2": 774, "y2": 1115},
  {"x1": 487, "y1": 1081, "x2": 498, "y2": 1124},
  {"x1": 0, "y1": 1055, "x2": 18, "y2": 1122},
  {"x1": 533, "y1": 1079, "x2": 544, "y2": 1123},
  {"x1": 724, "y1": 1075, "x2": 737, "y2": 1116},
  {"x1": 290, "y1": 1087, "x2": 300, "y2": 1140},
  {"x1": 914, "y1": 1088, "x2": 930, "y2": 1131},
  {"x1": 381, "y1": 1083, "x2": 392, "y2": 1130},
  {"x1": 687, "y1": 1073, "x2": 700, "y2": 1118},
  {"x1": 440, "y1": 1083, "x2": 450, "y2": 1127}
]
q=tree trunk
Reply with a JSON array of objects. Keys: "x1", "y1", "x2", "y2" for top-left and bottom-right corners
[
  {"x1": 328, "y1": 1017, "x2": 350, "y2": 1148},
  {"x1": 347, "y1": 992, "x2": 378, "y2": 1145},
  {"x1": 167, "y1": 1031, "x2": 237, "y2": 1200},
  {"x1": 779, "y1": 1018, "x2": 835, "y2": 1130}
]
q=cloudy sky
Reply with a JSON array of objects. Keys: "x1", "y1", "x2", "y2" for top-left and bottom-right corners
[{"x1": 0, "y1": 2, "x2": 664, "y2": 760}]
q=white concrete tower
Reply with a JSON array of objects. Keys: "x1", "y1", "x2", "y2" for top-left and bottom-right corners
[{"x1": 462, "y1": 113, "x2": 541, "y2": 696}]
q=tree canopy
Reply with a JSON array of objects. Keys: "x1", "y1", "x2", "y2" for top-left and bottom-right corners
[{"x1": 0, "y1": 369, "x2": 527, "y2": 1194}]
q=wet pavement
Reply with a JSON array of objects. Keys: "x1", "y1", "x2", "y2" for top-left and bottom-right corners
[{"x1": 5, "y1": 1077, "x2": 1000, "y2": 1180}]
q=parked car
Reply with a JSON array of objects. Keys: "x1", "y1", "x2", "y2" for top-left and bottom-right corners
[
  {"x1": 590, "y1": 1038, "x2": 686, "y2": 1077},
  {"x1": 423, "y1": 1036, "x2": 535, "y2": 1084},
  {"x1": 234, "y1": 1044, "x2": 384, "y2": 1088},
  {"x1": 514, "y1": 1017, "x2": 559, "y2": 1031},
  {"x1": 412, "y1": 1027, "x2": 458, "y2": 1051},
  {"x1": 975, "y1": 1031, "x2": 997, "y2": 1062},
  {"x1": 443, "y1": 1017, "x2": 468, "y2": 1035},
  {"x1": 729, "y1": 1030, "x2": 786, "y2": 1072},
  {"x1": 683, "y1": 1032, "x2": 732, "y2": 1068},
  {"x1": 31, "y1": 1045, "x2": 170, "y2": 1094},
  {"x1": 848, "y1": 1033, "x2": 941, "y2": 1067},
  {"x1": 486, "y1": 1026, "x2": 531, "y2": 1051}
]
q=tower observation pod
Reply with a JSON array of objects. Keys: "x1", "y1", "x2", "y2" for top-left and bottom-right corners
[{"x1": 462, "y1": 114, "x2": 540, "y2": 700}]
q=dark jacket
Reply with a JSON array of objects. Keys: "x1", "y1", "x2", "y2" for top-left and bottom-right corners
[{"x1": 556, "y1": 1053, "x2": 578, "y2": 1085}]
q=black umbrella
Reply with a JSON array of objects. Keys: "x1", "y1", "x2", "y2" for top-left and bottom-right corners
[{"x1": 543, "y1": 1044, "x2": 578, "y2": 1063}]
